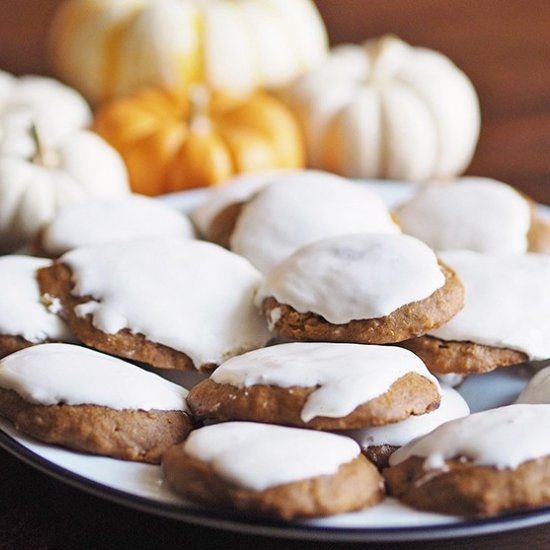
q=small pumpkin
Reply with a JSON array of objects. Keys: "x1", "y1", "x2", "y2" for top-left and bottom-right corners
[
  {"x1": 48, "y1": 0, "x2": 328, "y2": 105},
  {"x1": 0, "y1": 70, "x2": 91, "y2": 158},
  {"x1": 283, "y1": 35, "x2": 481, "y2": 182},
  {"x1": 0, "y1": 126, "x2": 130, "y2": 253},
  {"x1": 93, "y1": 86, "x2": 305, "y2": 195}
]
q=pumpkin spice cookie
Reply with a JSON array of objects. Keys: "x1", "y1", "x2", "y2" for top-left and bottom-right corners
[
  {"x1": 256, "y1": 233, "x2": 464, "y2": 344},
  {"x1": 188, "y1": 342, "x2": 441, "y2": 430},
  {"x1": 37, "y1": 194, "x2": 195, "y2": 257},
  {"x1": 198, "y1": 169, "x2": 400, "y2": 272},
  {"x1": 0, "y1": 343, "x2": 192, "y2": 463},
  {"x1": 394, "y1": 177, "x2": 550, "y2": 253},
  {"x1": 37, "y1": 237, "x2": 270, "y2": 371},
  {"x1": 400, "y1": 251, "x2": 550, "y2": 374},
  {"x1": 384, "y1": 404, "x2": 550, "y2": 517},
  {"x1": 163, "y1": 421, "x2": 383, "y2": 520},
  {"x1": 345, "y1": 385, "x2": 469, "y2": 469},
  {"x1": 0, "y1": 256, "x2": 72, "y2": 358}
]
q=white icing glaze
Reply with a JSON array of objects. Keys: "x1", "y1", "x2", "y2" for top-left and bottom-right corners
[
  {"x1": 230, "y1": 171, "x2": 400, "y2": 273},
  {"x1": 183, "y1": 421, "x2": 360, "y2": 491},
  {"x1": 190, "y1": 170, "x2": 295, "y2": 236},
  {"x1": 0, "y1": 343, "x2": 188, "y2": 411},
  {"x1": 395, "y1": 177, "x2": 531, "y2": 253},
  {"x1": 346, "y1": 385, "x2": 468, "y2": 448},
  {"x1": 516, "y1": 367, "x2": 550, "y2": 404},
  {"x1": 256, "y1": 233, "x2": 445, "y2": 324},
  {"x1": 42, "y1": 194, "x2": 195, "y2": 256},
  {"x1": 0, "y1": 256, "x2": 71, "y2": 343},
  {"x1": 430, "y1": 250, "x2": 550, "y2": 360},
  {"x1": 389, "y1": 404, "x2": 550, "y2": 470},
  {"x1": 212, "y1": 342, "x2": 439, "y2": 422},
  {"x1": 61, "y1": 237, "x2": 270, "y2": 368}
]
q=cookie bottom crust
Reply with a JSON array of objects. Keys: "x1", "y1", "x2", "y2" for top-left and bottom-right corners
[
  {"x1": 187, "y1": 372, "x2": 440, "y2": 430},
  {"x1": 0, "y1": 388, "x2": 193, "y2": 463},
  {"x1": 0, "y1": 335, "x2": 38, "y2": 360},
  {"x1": 260, "y1": 262, "x2": 464, "y2": 344},
  {"x1": 163, "y1": 448, "x2": 383, "y2": 520},
  {"x1": 384, "y1": 455, "x2": 550, "y2": 517},
  {"x1": 399, "y1": 336, "x2": 528, "y2": 374}
]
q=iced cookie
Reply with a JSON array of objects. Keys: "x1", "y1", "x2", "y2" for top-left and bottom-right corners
[
  {"x1": 188, "y1": 342, "x2": 441, "y2": 430},
  {"x1": 384, "y1": 404, "x2": 550, "y2": 516},
  {"x1": 395, "y1": 177, "x2": 550, "y2": 253},
  {"x1": 191, "y1": 170, "x2": 291, "y2": 246},
  {"x1": 37, "y1": 194, "x2": 195, "y2": 257},
  {"x1": 256, "y1": 233, "x2": 464, "y2": 344},
  {"x1": 0, "y1": 256, "x2": 72, "y2": 358},
  {"x1": 199, "y1": 170, "x2": 400, "y2": 272},
  {"x1": 400, "y1": 251, "x2": 550, "y2": 374},
  {"x1": 346, "y1": 385, "x2": 469, "y2": 469},
  {"x1": 37, "y1": 237, "x2": 270, "y2": 371},
  {"x1": 163, "y1": 421, "x2": 383, "y2": 519},
  {"x1": 0, "y1": 344, "x2": 192, "y2": 462}
]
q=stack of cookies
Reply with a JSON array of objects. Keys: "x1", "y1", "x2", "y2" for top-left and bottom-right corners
[{"x1": 1, "y1": 171, "x2": 550, "y2": 520}]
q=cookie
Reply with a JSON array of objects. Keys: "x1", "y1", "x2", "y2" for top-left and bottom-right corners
[
  {"x1": 384, "y1": 404, "x2": 550, "y2": 516},
  {"x1": 37, "y1": 237, "x2": 270, "y2": 371},
  {"x1": 188, "y1": 342, "x2": 441, "y2": 430},
  {"x1": 395, "y1": 177, "x2": 550, "y2": 253},
  {"x1": 37, "y1": 194, "x2": 195, "y2": 257},
  {"x1": 210, "y1": 170, "x2": 400, "y2": 272},
  {"x1": 0, "y1": 343, "x2": 192, "y2": 463},
  {"x1": 163, "y1": 422, "x2": 383, "y2": 519},
  {"x1": 0, "y1": 256, "x2": 72, "y2": 358},
  {"x1": 400, "y1": 250, "x2": 550, "y2": 374},
  {"x1": 516, "y1": 366, "x2": 550, "y2": 404},
  {"x1": 346, "y1": 385, "x2": 469, "y2": 469},
  {"x1": 256, "y1": 233, "x2": 464, "y2": 344}
]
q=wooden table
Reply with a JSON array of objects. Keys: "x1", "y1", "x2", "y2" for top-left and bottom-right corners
[{"x1": 1, "y1": 1, "x2": 550, "y2": 548}]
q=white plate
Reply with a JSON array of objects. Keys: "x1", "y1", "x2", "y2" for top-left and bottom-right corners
[{"x1": 1, "y1": 180, "x2": 550, "y2": 542}]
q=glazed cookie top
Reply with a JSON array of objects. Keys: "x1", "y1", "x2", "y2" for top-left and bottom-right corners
[
  {"x1": 0, "y1": 343, "x2": 188, "y2": 411},
  {"x1": 42, "y1": 194, "x2": 195, "y2": 256},
  {"x1": 395, "y1": 177, "x2": 531, "y2": 253},
  {"x1": 346, "y1": 385, "x2": 468, "y2": 448},
  {"x1": 516, "y1": 366, "x2": 550, "y2": 404},
  {"x1": 430, "y1": 250, "x2": 550, "y2": 359},
  {"x1": 183, "y1": 421, "x2": 361, "y2": 491},
  {"x1": 211, "y1": 342, "x2": 440, "y2": 422},
  {"x1": 230, "y1": 171, "x2": 400, "y2": 272},
  {"x1": 62, "y1": 237, "x2": 270, "y2": 368},
  {"x1": 0, "y1": 255, "x2": 70, "y2": 342},
  {"x1": 191, "y1": 170, "x2": 294, "y2": 236},
  {"x1": 256, "y1": 233, "x2": 446, "y2": 324},
  {"x1": 389, "y1": 404, "x2": 550, "y2": 470}
]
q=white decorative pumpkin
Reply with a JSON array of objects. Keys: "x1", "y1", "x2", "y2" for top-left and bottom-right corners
[
  {"x1": 283, "y1": 35, "x2": 481, "y2": 181},
  {"x1": 0, "y1": 70, "x2": 92, "y2": 158},
  {"x1": 49, "y1": 0, "x2": 328, "y2": 104},
  {"x1": 0, "y1": 129, "x2": 130, "y2": 253}
]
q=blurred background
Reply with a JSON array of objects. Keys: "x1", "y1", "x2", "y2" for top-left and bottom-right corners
[{"x1": 1, "y1": 0, "x2": 549, "y2": 200}]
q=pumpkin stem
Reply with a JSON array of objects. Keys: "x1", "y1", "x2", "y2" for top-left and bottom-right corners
[
  {"x1": 30, "y1": 123, "x2": 60, "y2": 169},
  {"x1": 189, "y1": 85, "x2": 212, "y2": 134}
]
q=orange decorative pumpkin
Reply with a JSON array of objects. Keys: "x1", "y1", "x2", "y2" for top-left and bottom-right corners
[{"x1": 93, "y1": 87, "x2": 305, "y2": 195}]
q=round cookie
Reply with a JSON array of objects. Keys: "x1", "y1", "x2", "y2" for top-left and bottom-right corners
[
  {"x1": 163, "y1": 421, "x2": 383, "y2": 520},
  {"x1": 224, "y1": 170, "x2": 400, "y2": 273},
  {"x1": 384, "y1": 404, "x2": 550, "y2": 517},
  {"x1": 0, "y1": 343, "x2": 192, "y2": 463},
  {"x1": 400, "y1": 251, "x2": 550, "y2": 374},
  {"x1": 188, "y1": 342, "x2": 441, "y2": 430},
  {"x1": 37, "y1": 237, "x2": 270, "y2": 371},
  {"x1": 346, "y1": 385, "x2": 469, "y2": 469},
  {"x1": 394, "y1": 177, "x2": 550, "y2": 253},
  {"x1": 38, "y1": 194, "x2": 195, "y2": 257},
  {"x1": 0, "y1": 255, "x2": 72, "y2": 358},
  {"x1": 256, "y1": 233, "x2": 464, "y2": 344}
]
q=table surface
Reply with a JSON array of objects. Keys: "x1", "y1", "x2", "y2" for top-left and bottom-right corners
[{"x1": 1, "y1": 1, "x2": 550, "y2": 548}]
